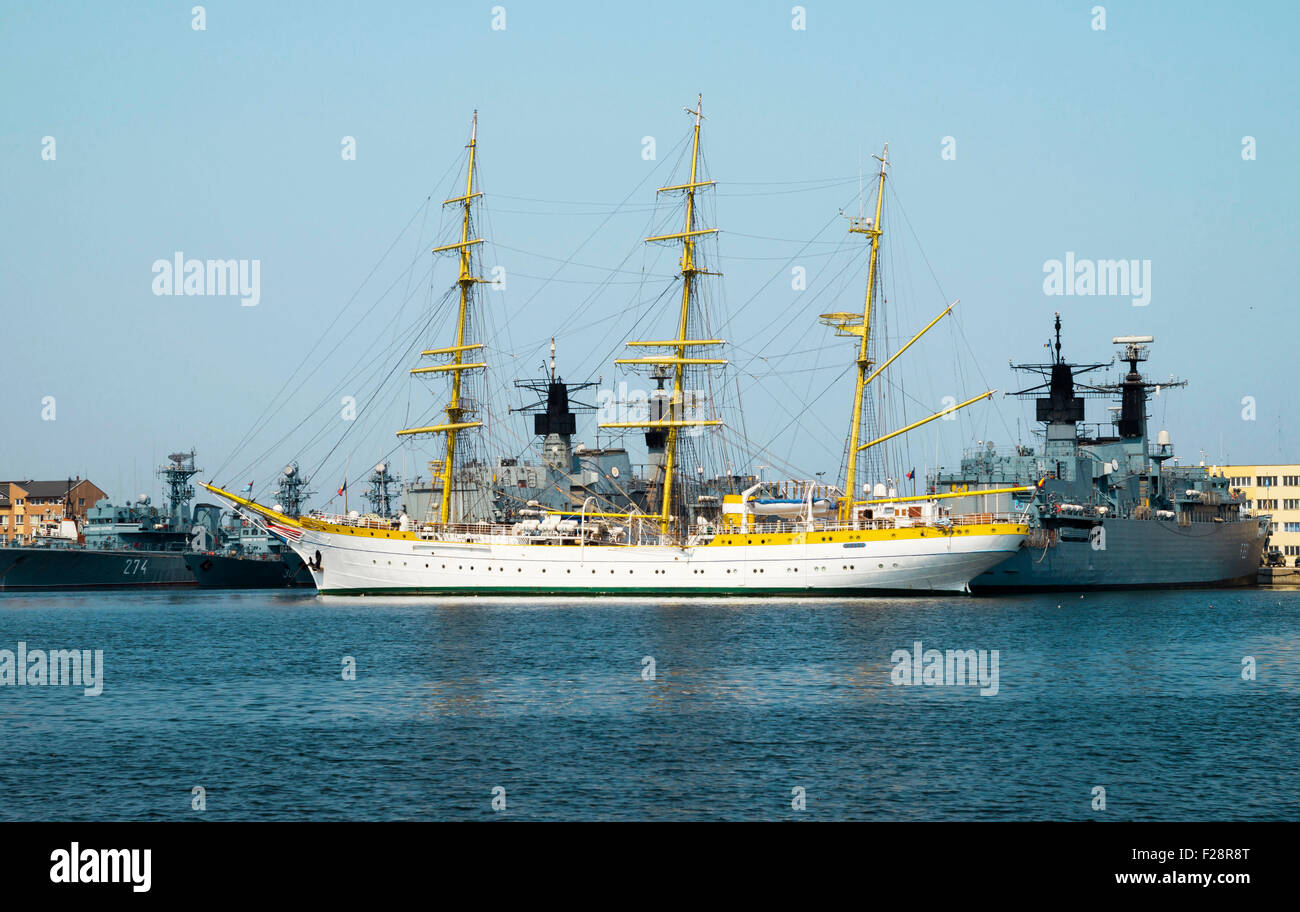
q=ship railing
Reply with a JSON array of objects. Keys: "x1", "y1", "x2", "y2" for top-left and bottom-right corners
[
  {"x1": 697, "y1": 512, "x2": 1026, "y2": 537},
  {"x1": 307, "y1": 512, "x2": 402, "y2": 530},
  {"x1": 382, "y1": 510, "x2": 1030, "y2": 547}
]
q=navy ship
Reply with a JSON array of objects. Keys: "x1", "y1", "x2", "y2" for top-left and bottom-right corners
[
  {"x1": 183, "y1": 464, "x2": 313, "y2": 588},
  {"x1": 932, "y1": 317, "x2": 1268, "y2": 592},
  {"x1": 0, "y1": 453, "x2": 202, "y2": 591}
]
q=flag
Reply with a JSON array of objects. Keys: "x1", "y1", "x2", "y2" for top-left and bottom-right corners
[
  {"x1": 906, "y1": 468, "x2": 915, "y2": 481},
  {"x1": 337, "y1": 478, "x2": 347, "y2": 497},
  {"x1": 267, "y1": 520, "x2": 303, "y2": 543},
  {"x1": 245, "y1": 481, "x2": 254, "y2": 494}
]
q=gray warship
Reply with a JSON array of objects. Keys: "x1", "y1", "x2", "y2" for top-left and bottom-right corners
[
  {"x1": 932, "y1": 317, "x2": 1268, "y2": 592},
  {"x1": 0, "y1": 452, "x2": 203, "y2": 590}
]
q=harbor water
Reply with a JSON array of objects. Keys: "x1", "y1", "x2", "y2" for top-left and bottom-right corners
[{"x1": 1, "y1": 589, "x2": 1297, "y2": 820}]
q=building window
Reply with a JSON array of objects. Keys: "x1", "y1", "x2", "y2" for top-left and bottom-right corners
[{"x1": 1257, "y1": 476, "x2": 1277, "y2": 487}]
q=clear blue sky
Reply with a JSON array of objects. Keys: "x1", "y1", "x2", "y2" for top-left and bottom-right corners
[{"x1": 2, "y1": 1, "x2": 1296, "y2": 505}]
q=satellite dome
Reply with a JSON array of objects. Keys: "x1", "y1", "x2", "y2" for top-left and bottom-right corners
[
  {"x1": 273, "y1": 503, "x2": 283, "y2": 513},
  {"x1": 137, "y1": 494, "x2": 150, "y2": 504},
  {"x1": 283, "y1": 465, "x2": 295, "y2": 477},
  {"x1": 375, "y1": 463, "x2": 385, "y2": 473}
]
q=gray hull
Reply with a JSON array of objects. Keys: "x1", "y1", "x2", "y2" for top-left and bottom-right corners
[
  {"x1": 0, "y1": 547, "x2": 197, "y2": 591},
  {"x1": 182, "y1": 551, "x2": 314, "y2": 589},
  {"x1": 970, "y1": 515, "x2": 1269, "y2": 592}
]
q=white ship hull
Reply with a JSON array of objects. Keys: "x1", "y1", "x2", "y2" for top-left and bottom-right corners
[{"x1": 282, "y1": 523, "x2": 1025, "y2": 596}]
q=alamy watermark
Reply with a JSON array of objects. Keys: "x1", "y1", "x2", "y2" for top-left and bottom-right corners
[
  {"x1": 890, "y1": 640, "x2": 999, "y2": 695},
  {"x1": 152, "y1": 252, "x2": 261, "y2": 306},
  {"x1": 0, "y1": 641, "x2": 104, "y2": 695},
  {"x1": 1042, "y1": 252, "x2": 1150, "y2": 306},
  {"x1": 597, "y1": 383, "x2": 711, "y2": 437},
  {"x1": 50, "y1": 844, "x2": 150, "y2": 892}
]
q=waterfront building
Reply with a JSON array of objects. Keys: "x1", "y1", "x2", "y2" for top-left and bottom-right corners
[
  {"x1": 1213, "y1": 464, "x2": 1300, "y2": 560},
  {"x1": 0, "y1": 478, "x2": 107, "y2": 544}
]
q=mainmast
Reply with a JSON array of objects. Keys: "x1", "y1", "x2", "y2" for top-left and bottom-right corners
[
  {"x1": 397, "y1": 112, "x2": 487, "y2": 524},
  {"x1": 599, "y1": 95, "x2": 724, "y2": 535}
]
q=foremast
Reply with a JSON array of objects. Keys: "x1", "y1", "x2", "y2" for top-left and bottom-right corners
[
  {"x1": 396, "y1": 112, "x2": 488, "y2": 524},
  {"x1": 599, "y1": 95, "x2": 725, "y2": 535}
]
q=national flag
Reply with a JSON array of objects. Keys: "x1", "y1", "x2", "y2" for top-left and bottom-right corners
[
  {"x1": 906, "y1": 468, "x2": 915, "y2": 481},
  {"x1": 337, "y1": 478, "x2": 347, "y2": 497},
  {"x1": 266, "y1": 521, "x2": 303, "y2": 543}
]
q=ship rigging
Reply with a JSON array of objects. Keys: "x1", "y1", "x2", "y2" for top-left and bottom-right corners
[{"x1": 202, "y1": 101, "x2": 1031, "y2": 595}]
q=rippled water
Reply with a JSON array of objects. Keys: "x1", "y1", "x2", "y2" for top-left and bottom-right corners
[{"x1": 1, "y1": 588, "x2": 1297, "y2": 820}]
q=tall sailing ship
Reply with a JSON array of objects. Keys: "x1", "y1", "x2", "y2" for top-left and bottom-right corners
[{"x1": 203, "y1": 101, "x2": 1029, "y2": 595}]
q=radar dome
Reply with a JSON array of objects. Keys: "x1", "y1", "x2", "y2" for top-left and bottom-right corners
[{"x1": 283, "y1": 465, "x2": 295, "y2": 477}]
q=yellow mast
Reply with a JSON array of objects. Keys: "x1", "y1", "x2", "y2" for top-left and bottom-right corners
[
  {"x1": 599, "y1": 95, "x2": 723, "y2": 535},
  {"x1": 660, "y1": 97, "x2": 704, "y2": 531},
  {"x1": 822, "y1": 149, "x2": 997, "y2": 519},
  {"x1": 396, "y1": 112, "x2": 486, "y2": 524},
  {"x1": 830, "y1": 145, "x2": 888, "y2": 522}
]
